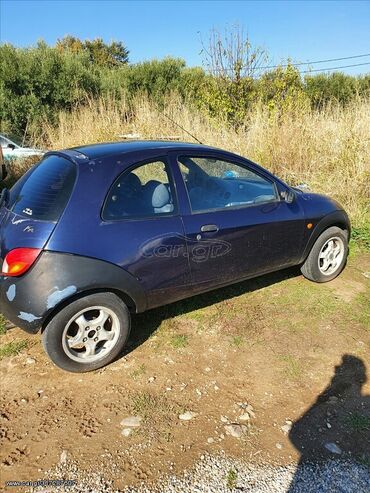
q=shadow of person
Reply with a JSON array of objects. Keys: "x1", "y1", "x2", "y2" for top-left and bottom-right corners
[{"x1": 288, "y1": 355, "x2": 370, "y2": 492}]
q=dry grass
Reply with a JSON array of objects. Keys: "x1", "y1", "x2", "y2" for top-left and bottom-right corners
[{"x1": 30, "y1": 94, "x2": 370, "y2": 230}]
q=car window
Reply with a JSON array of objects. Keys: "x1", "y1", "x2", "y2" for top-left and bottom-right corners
[
  {"x1": 103, "y1": 160, "x2": 175, "y2": 220},
  {"x1": 9, "y1": 155, "x2": 76, "y2": 221},
  {"x1": 178, "y1": 156, "x2": 277, "y2": 213}
]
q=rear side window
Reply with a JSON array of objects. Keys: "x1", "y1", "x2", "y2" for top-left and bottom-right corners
[
  {"x1": 9, "y1": 155, "x2": 76, "y2": 221},
  {"x1": 102, "y1": 159, "x2": 176, "y2": 220}
]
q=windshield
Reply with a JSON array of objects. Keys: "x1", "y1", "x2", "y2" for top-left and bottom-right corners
[{"x1": 8, "y1": 155, "x2": 77, "y2": 221}]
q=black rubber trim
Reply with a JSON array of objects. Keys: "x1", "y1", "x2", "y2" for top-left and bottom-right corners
[{"x1": 299, "y1": 210, "x2": 351, "y2": 264}]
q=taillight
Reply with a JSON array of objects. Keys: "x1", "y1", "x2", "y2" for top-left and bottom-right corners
[{"x1": 2, "y1": 248, "x2": 41, "y2": 277}]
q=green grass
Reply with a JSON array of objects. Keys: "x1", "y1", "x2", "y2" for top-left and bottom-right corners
[
  {"x1": 129, "y1": 363, "x2": 146, "y2": 380},
  {"x1": 273, "y1": 281, "x2": 339, "y2": 318},
  {"x1": 226, "y1": 469, "x2": 238, "y2": 490},
  {"x1": 169, "y1": 334, "x2": 188, "y2": 349},
  {"x1": 0, "y1": 314, "x2": 7, "y2": 335},
  {"x1": 230, "y1": 335, "x2": 244, "y2": 347},
  {"x1": 345, "y1": 413, "x2": 370, "y2": 432},
  {"x1": 0, "y1": 340, "x2": 28, "y2": 359},
  {"x1": 354, "y1": 292, "x2": 370, "y2": 331},
  {"x1": 185, "y1": 307, "x2": 208, "y2": 323},
  {"x1": 128, "y1": 391, "x2": 182, "y2": 442},
  {"x1": 129, "y1": 391, "x2": 181, "y2": 424},
  {"x1": 279, "y1": 354, "x2": 303, "y2": 379},
  {"x1": 351, "y1": 225, "x2": 370, "y2": 252},
  {"x1": 130, "y1": 391, "x2": 159, "y2": 418}
]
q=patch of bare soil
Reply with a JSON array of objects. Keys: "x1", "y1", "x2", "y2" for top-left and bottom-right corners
[{"x1": 1, "y1": 256, "x2": 369, "y2": 491}]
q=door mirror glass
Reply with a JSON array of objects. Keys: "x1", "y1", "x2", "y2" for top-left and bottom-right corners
[{"x1": 281, "y1": 189, "x2": 295, "y2": 203}]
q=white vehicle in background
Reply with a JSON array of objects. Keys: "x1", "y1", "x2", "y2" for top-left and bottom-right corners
[{"x1": 0, "y1": 134, "x2": 44, "y2": 162}]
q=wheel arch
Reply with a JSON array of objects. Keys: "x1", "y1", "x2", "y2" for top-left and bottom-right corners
[
  {"x1": 40, "y1": 287, "x2": 137, "y2": 334},
  {"x1": 300, "y1": 210, "x2": 350, "y2": 264}
]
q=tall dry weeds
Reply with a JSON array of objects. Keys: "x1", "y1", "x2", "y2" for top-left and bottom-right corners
[{"x1": 34, "y1": 93, "x2": 369, "y2": 230}]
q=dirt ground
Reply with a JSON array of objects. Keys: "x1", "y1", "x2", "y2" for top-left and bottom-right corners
[{"x1": 1, "y1": 253, "x2": 369, "y2": 491}]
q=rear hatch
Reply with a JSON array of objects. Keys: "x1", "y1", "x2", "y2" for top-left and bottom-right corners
[{"x1": 0, "y1": 154, "x2": 77, "y2": 266}]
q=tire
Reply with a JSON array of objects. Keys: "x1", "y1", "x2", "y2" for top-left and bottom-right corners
[
  {"x1": 42, "y1": 292, "x2": 130, "y2": 372},
  {"x1": 301, "y1": 226, "x2": 348, "y2": 283}
]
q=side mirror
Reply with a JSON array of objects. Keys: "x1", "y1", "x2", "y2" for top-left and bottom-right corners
[
  {"x1": 7, "y1": 144, "x2": 15, "y2": 151},
  {"x1": 281, "y1": 189, "x2": 295, "y2": 204}
]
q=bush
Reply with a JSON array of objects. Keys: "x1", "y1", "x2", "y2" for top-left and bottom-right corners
[
  {"x1": 304, "y1": 72, "x2": 370, "y2": 108},
  {"x1": 0, "y1": 42, "x2": 101, "y2": 135}
]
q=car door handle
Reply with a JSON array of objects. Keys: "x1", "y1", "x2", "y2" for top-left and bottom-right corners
[{"x1": 200, "y1": 224, "x2": 219, "y2": 233}]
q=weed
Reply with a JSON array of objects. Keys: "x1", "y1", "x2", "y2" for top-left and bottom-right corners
[
  {"x1": 130, "y1": 363, "x2": 146, "y2": 379},
  {"x1": 354, "y1": 292, "x2": 370, "y2": 331},
  {"x1": 279, "y1": 354, "x2": 303, "y2": 379},
  {"x1": 186, "y1": 309, "x2": 207, "y2": 323},
  {"x1": 351, "y1": 226, "x2": 370, "y2": 252},
  {"x1": 170, "y1": 334, "x2": 188, "y2": 349},
  {"x1": 129, "y1": 391, "x2": 181, "y2": 426},
  {"x1": 0, "y1": 340, "x2": 28, "y2": 359},
  {"x1": 231, "y1": 335, "x2": 244, "y2": 347},
  {"x1": 226, "y1": 469, "x2": 238, "y2": 490},
  {"x1": 130, "y1": 391, "x2": 159, "y2": 418}
]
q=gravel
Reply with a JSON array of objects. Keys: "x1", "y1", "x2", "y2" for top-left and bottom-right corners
[{"x1": 30, "y1": 455, "x2": 370, "y2": 493}]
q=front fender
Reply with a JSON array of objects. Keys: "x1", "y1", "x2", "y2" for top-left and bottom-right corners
[
  {"x1": 299, "y1": 210, "x2": 351, "y2": 264},
  {"x1": 0, "y1": 252, "x2": 147, "y2": 334}
]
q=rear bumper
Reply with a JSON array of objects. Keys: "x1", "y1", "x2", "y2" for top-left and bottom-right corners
[{"x1": 0, "y1": 251, "x2": 147, "y2": 334}]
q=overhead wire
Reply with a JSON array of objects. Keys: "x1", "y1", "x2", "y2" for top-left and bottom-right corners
[{"x1": 257, "y1": 53, "x2": 370, "y2": 70}]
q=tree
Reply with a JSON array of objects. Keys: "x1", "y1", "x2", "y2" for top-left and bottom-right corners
[
  {"x1": 56, "y1": 36, "x2": 129, "y2": 67},
  {"x1": 199, "y1": 25, "x2": 267, "y2": 125},
  {"x1": 56, "y1": 35, "x2": 83, "y2": 54},
  {"x1": 256, "y1": 63, "x2": 309, "y2": 114},
  {"x1": 200, "y1": 25, "x2": 267, "y2": 81}
]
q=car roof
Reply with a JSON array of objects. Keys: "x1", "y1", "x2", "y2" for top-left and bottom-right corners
[{"x1": 69, "y1": 140, "x2": 219, "y2": 160}]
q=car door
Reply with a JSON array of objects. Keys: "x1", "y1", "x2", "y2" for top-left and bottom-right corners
[
  {"x1": 170, "y1": 151, "x2": 306, "y2": 290},
  {"x1": 99, "y1": 157, "x2": 194, "y2": 309}
]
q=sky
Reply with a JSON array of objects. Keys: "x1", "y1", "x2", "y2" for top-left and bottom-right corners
[{"x1": 1, "y1": 0, "x2": 369, "y2": 75}]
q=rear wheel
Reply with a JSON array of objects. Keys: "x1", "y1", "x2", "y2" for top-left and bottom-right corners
[
  {"x1": 301, "y1": 226, "x2": 348, "y2": 282},
  {"x1": 42, "y1": 292, "x2": 130, "y2": 372}
]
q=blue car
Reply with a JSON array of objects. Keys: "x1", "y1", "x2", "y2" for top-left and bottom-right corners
[{"x1": 0, "y1": 141, "x2": 350, "y2": 372}]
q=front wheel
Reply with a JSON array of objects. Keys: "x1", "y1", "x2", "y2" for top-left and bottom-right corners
[
  {"x1": 42, "y1": 292, "x2": 130, "y2": 372},
  {"x1": 301, "y1": 226, "x2": 348, "y2": 283}
]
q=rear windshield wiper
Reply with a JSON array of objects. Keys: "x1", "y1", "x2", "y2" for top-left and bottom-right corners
[{"x1": 0, "y1": 188, "x2": 9, "y2": 208}]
